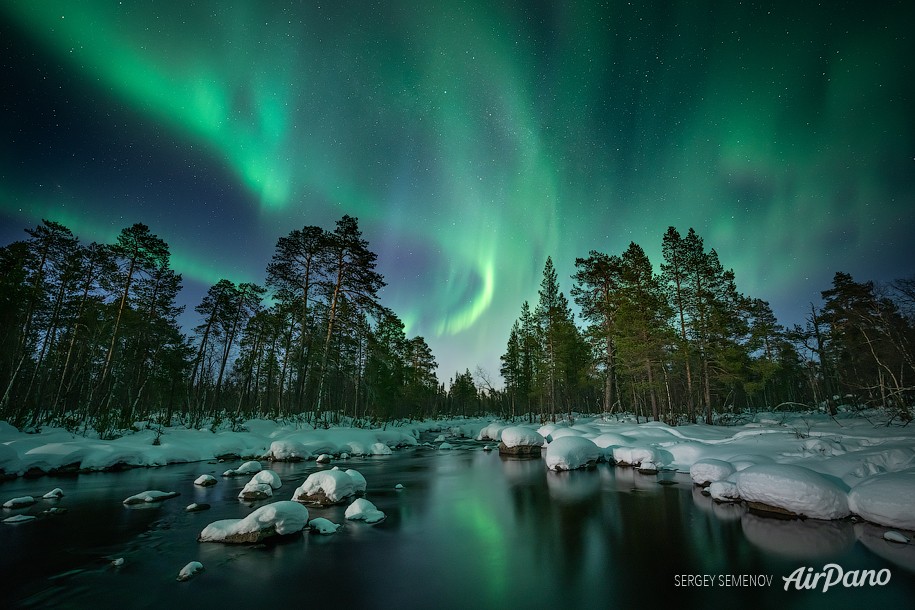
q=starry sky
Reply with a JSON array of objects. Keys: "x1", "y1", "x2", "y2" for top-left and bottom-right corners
[{"x1": 2, "y1": 1, "x2": 914, "y2": 383}]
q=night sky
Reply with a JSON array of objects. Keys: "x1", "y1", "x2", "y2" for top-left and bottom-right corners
[{"x1": 2, "y1": 1, "x2": 914, "y2": 382}]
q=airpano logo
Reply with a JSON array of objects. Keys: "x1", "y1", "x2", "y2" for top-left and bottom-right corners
[{"x1": 782, "y1": 564, "x2": 892, "y2": 592}]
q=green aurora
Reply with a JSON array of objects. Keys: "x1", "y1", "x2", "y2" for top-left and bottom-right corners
[{"x1": 2, "y1": 1, "x2": 913, "y2": 380}]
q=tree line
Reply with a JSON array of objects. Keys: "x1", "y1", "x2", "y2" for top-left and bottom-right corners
[
  {"x1": 0, "y1": 217, "x2": 469, "y2": 435},
  {"x1": 499, "y1": 227, "x2": 915, "y2": 424}
]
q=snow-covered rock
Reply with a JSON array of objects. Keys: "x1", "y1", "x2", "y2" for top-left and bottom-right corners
[
  {"x1": 194, "y1": 474, "x2": 218, "y2": 487},
  {"x1": 690, "y1": 459, "x2": 736, "y2": 486},
  {"x1": 309, "y1": 517, "x2": 341, "y2": 535},
  {"x1": 238, "y1": 481, "x2": 274, "y2": 500},
  {"x1": 545, "y1": 436, "x2": 600, "y2": 471},
  {"x1": 3, "y1": 496, "x2": 35, "y2": 509},
  {"x1": 292, "y1": 470, "x2": 355, "y2": 505},
  {"x1": 316, "y1": 453, "x2": 332, "y2": 464},
  {"x1": 735, "y1": 464, "x2": 850, "y2": 520},
  {"x1": 198, "y1": 501, "x2": 309, "y2": 543},
  {"x1": 186, "y1": 502, "x2": 210, "y2": 512},
  {"x1": 708, "y1": 480, "x2": 740, "y2": 502},
  {"x1": 847, "y1": 470, "x2": 915, "y2": 530},
  {"x1": 499, "y1": 426, "x2": 545, "y2": 449},
  {"x1": 122, "y1": 490, "x2": 180, "y2": 505},
  {"x1": 612, "y1": 445, "x2": 660, "y2": 467},
  {"x1": 344, "y1": 468, "x2": 367, "y2": 494},
  {"x1": 345, "y1": 498, "x2": 385, "y2": 524},
  {"x1": 370, "y1": 442, "x2": 393, "y2": 456},
  {"x1": 439, "y1": 442, "x2": 454, "y2": 450},
  {"x1": 883, "y1": 530, "x2": 910, "y2": 544},
  {"x1": 222, "y1": 460, "x2": 262, "y2": 477},
  {"x1": 3, "y1": 514, "x2": 36, "y2": 524},
  {"x1": 177, "y1": 561, "x2": 204, "y2": 581},
  {"x1": 42, "y1": 488, "x2": 64, "y2": 499}
]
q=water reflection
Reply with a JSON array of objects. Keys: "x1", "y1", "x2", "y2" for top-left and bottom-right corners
[
  {"x1": 2, "y1": 446, "x2": 914, "y2": 608},
  {"x1": 741, "y1": 513, "x2": 856, "y2": 559}
]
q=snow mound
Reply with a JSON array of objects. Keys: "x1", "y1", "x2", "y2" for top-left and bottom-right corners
[
  {"x1": 345, "y1": 498, "x2": 385, "y2": 523},
  {"x1": 847, "y1": 470, "x2": 915, "y2": 530},
  {"x1": 309, "y1": 517, "x2": 341, "y2": 534},
  {"x1": 612, "y1": 445, "x2": 660, "y2": 467},
  {"x1": 549, "y1": 427, "x2": 588, "y2": 440},
  {"x1": 267, "y1": 439, "x2": 309, "y2": 461},
  {"x1": 477, "y1": 423, "x2": 508, "y2": 441},
  {"x1": 42, "y1": 488, "x2": 64, "y2": 499},
  {"x1": 238, "y1": 481, "x2": 273, "y2": 500},
  {"x1": 292, "y1": 470, "x2": 355, "y2": 505},
  {"x1": 122, "y1": 490, "x2": 180, "y2": 505},
  {"x1": 591, "y1": 432, "x2": 635, "y2": 449},
  {"x1": 370, "y1": 442, "x2": 393, "y2": 456},
  {"x1": 198, "y1": 501, "x2": 309, "y2": 543},
  {"x1": 690, "y1": 459, "x2": 736, "y2": 485},
  {"x1": 223, "y1": 460, "x2": 262, "y2": 476},
  {"x1": 735, "y1": 464, "x2": 850, "y2": 520},
  {"x1": 3, "y1": 514, "x2": 35, "y2": 524},
  {"x1": 499, "y1": 426, "x2": 545, "y2": 448},
  {"x1": 545, "y1": 436, "x2": 600, "y2": 471}
]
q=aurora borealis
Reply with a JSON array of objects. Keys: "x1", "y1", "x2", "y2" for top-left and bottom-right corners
[{"x1": 2, "y1": 1, "x2": 914, "y2": 382}]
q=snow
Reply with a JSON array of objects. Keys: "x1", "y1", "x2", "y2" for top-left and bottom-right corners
[
  {"x1": 883, "y1": 530, "x2": 910, "y2": 543},
  {"x1": 292, "y1": 470, "x2": 355, "y2": 504},
  {"x1": 3, "y1": 514, "x2": 35, "y2": 524},
  {"x1": 345, "y1": 498, "x2": 385, "y2": 523},
  {"x1": 3, "y1": 496, "x2": 35, "y2": 509},
  {"x1": 499, "y1": 426, "x2": 545, "y2": 448},
  {"x1": 2, "y1": 411, "x2": 915, "y2": 528},
  {"x1": 438, "y1": 442, "x2": 454, "y2": 450},
  {"x1": 690, "y1": 459, "x2": 736, "y2": 485},
  {"x1": 735, "y1": 464, "x2": 850, "y2": 520},
  {"x1": 177, "y1": 561, "x2": 204, "y2": 581},
  {"x1": 847, "y1": 470, "x2": 915, "y2": 530},
  {"x1": 223, "y1": 460, "x2": 262, "y2": 476},
  {"x1": 42, "y1": 488, "x2": 64, "y2": 499},
  {"x1": 545, "y1": 436, "x2": 600, "y2": 471},
  {"x1": 708, "y1": 480, "x2": 740, "y2": 502},
  {"x1": 198, "y1": 501, "x2": 309, "y2": 542},
  {"x1": 238, "y1": 481, "x2": 274, "y2": 499},
  {"x1": 309, "y1": 517, "x2": 341, "y2": 534},
  {"x1": 122, "y1": 490, "x2": 180, "y2": 505},
  {"x1": 250, "y1": 469, "x2": 282, "y2": 489},
  {"x1": 194, "y1": 474, "x2": 217, "y2": 486},
  {"x1": 343, "y1": 468, "x2": 367, "y2": 493}
]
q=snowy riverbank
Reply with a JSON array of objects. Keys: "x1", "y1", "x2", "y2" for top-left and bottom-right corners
[{"x1": 1, "y1": 409, "x2": 914, "y2": 530}]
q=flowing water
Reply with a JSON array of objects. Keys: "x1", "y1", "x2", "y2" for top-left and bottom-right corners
[{"x1": 1, "y1": 436, "x2": 913, "y2": 609}]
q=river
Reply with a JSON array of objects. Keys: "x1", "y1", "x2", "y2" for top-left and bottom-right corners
[{"x1": 1, "y1": 435, "x2": 913, "y2": 609}]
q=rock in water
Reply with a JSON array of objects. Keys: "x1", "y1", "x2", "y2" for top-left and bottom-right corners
[{"x1": 884, "y1": 530, "x2": 910, "y2": 544}]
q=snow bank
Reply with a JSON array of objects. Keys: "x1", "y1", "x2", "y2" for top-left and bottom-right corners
[
  {"x1": 848, "y1": 470, "x2": 915, "y2": 530},
  {"x1": 292, "y1": 470, "x2": 355, "y2": 505},
  {"x1": 198, "y1": 501, "x2": 309, "y2": 543},
  {"x1": 545, "y1": 436, "x2": 600, "y2": 471},
  {"x1": 345, "y1": 498, "x2": 385, "y2": 523},
  {"x1": 735, "y1": 464, "x2": 850, "y2": 520},
  {"x1": 499, "y1": 426, "x2": 545, "y2": 448},
  {"x1": 690, "y1": 459, "x2": 736, "y2": 486}
]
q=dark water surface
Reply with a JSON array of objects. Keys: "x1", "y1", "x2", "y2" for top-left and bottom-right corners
[{"x1": 2, "y1": 437, "x2": 914, "y2": 609}]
